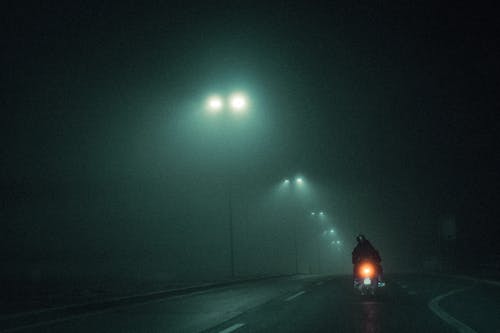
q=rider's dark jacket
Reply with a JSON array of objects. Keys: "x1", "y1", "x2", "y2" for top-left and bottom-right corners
[{"x1": 352, "y1": 240, "x2": 381, "y2": 264}]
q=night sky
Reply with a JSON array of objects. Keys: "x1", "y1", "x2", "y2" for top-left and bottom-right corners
[{"x1": 2, "y1": 2, "x2": 499, "y2": 281}]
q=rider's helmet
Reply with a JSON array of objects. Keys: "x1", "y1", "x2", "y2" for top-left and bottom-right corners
[{"x1": 356, "y1": 234, "x2": 366, "y2": 243}]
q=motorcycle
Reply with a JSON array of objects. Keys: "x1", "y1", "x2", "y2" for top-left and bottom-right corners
[{"x1": 353, "y1": 260, "x2": 384, "y2": 295}]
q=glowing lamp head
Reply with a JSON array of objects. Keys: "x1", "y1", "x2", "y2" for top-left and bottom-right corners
[
  {"x1": 229, "y1": 93, "x2": 248, "y2": 113},
  {"x1": 206, "y1": 95, "x2": 223, "y2": 113}
]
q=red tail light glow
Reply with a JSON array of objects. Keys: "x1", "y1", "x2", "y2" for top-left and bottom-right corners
[{"x1": 359, "y1": 263, "x2": 375, "y2": 278}]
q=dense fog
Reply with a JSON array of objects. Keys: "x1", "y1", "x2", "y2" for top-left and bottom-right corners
[{"x1": 2, "y1": 2, "x2": 498, "y2": 291}]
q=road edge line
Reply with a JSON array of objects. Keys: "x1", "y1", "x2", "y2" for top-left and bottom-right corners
[
  {"x1": 427, "y1": 284, "x2": 477, "y2": 333},
  {"x1": 285, "y1": 290, "x2": 305, "y2": 301},
  {"x1": 425, "y1": 273, "x2": 500, "y2": 287},
  {"x1": 218, "y1": 323, "x2": 246, "y2": 333}
]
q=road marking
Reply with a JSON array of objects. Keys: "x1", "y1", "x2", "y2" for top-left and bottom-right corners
[
  {"x1": 408, "y1": 291, "x2": 417, "y2": 295},
  {"x1": 218, "y1": 323, "x2": 246, "y2": 333},
  {"x1": 316, "y1": 281, "x2": 324, "y2": 286},
  {"x1": 428, "y1": 285, "x2": 477, "y2": 333},
  {"x1": 401, "y1": 284, "x2": 408, "y2": 288},
  {"x1": 480, "y1": 279, "x2": 500, "y2": 287},
  {"x1": 285, "y1": 290, "x2": 306, "y2": 301},
  {"x1": 429, "y1": 273, "x2": 500, "y2": 287},
  {"x1": 360, "y1": 301, "x2": 382, "y2": 305}
]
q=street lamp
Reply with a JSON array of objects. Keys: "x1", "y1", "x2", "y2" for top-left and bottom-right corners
[
  {"x1": 203, "y1": 90, "x2": 251, "y2": 278},
  {"x1": 205, "y1": 92, "x2": 248, "y2": 115},
  {"x1": 311, "y1": 211, "x2": 329, "y2": 274},
  {"x1": 280, "y1": 175, "x2": 307, "y2": 274},
  {"x1": 311, "y1": 210, "x2": 326, "y2": 218}
]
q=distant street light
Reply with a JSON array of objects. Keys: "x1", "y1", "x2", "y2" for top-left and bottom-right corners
[
  {"x1": 311, "y1": 210, "x2": 326, "y2": 219},
  {"x1": 280, "y1": 175, "x2": 307, "y2": 274},
  {"x1": 310, "y1": 209, "x2": 342, "y2": 273}
]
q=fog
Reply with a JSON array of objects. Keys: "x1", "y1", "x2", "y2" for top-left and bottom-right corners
[{"x1": 2, "y1": 2, "x2": 498, "y2": 293}]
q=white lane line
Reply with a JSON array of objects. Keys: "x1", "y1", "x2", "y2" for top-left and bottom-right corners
[
  {"x1": 285, "y1": 290, "x2": 306, "y2": 301},
  {"x1": 218, "y1": 322, "x2": 246, "y2": 333},
  {"x1": 430, "y1": 274, "x2": 500, "y2": 287},
  {"x1": 481, "y1": 279, "x2": 500, "y2": 287},
  {"x1": 428, "y1": 286, "x2": 477, "y2": 333}
]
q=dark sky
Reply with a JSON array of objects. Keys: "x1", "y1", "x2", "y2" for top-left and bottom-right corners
[{"x1": 2, "y1": 1, "x2": 499, "y2": 278}]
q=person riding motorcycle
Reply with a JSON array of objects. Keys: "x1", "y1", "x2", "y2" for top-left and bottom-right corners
[{"x1": 352, "y1": 234, "x2": 384, "y2": 285}]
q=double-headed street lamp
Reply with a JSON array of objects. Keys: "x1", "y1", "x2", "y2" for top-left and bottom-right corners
[
  {"x1": 281, "y1": 176, "x2": 307, "y2": 274},
  {"x1": 204, "y1": 91, "x2": 250, "y2": 278},
  {"x1": 311, "y1": 211, "x2": 329, "y2": 274},
  {"x1": 311, "y1": 211, "x2": 325, "y2": 217},
  {"x1": 206, "y1": 92, "x2": 249, "y2": 115},
  {"x1": 283, "y1": 177, "x2": 304, "y2": 186}
]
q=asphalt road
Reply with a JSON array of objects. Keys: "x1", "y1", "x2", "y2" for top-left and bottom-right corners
[{"x1": 5, "y1": 274, "x2": 500, "y2": 333}]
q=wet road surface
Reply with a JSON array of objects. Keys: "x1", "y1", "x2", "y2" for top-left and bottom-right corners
[{"x1": 4, "y1": 274, "x2": 499, "y2": 333}]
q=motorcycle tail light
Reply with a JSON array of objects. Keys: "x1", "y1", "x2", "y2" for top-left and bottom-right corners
[{"x1": 359, "y1": 263, "x2": 375, "y2": 278}]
